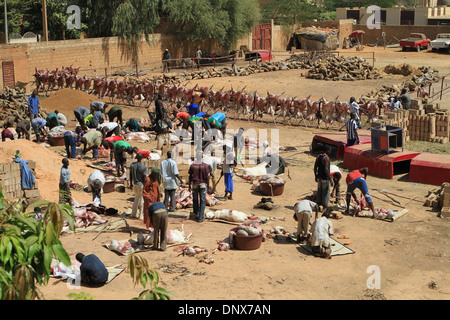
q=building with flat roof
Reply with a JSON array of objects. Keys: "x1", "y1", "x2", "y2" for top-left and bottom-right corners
[{"x1": 336, "y1": 4, "x2": 450, "y2": 26}]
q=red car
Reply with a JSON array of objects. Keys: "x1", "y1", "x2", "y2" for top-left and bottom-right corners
[
  {"x1": 400, "y1": 33, "x2": 431, "y2": 52},
  {"x1": 245, "y1": 50, "x2": 273, "y2": 62}
]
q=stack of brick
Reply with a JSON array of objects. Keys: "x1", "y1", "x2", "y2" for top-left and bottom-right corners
[
  {"x1": 441, "y1": 184, "x2": 450, "y2": 218},
  {"x1": 409, "y1": 98, "x2": 426, "y2": 116},
  {"x1": 408, "y1": 114, "x2": 449, "y2": 143},
  {"x1": 433, "y1": 115, "x2": 449, "y2": 143},
  {"x1": 371, "y1": 109, "x2": 410, "y2": 142},
  {"x1": 0, "y1": 160, "x2": 41, "y2": 203}
]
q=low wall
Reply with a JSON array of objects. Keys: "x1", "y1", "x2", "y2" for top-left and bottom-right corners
[
  {"x1": 0, "y1": 33, "x2": 241, "y2": 90},
  {"x1": 351, "y1": 24, "x2": 450, "y2": 44}
]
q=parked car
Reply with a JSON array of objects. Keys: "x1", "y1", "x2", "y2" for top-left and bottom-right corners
[
  {"x1": 400, "y1": 33, "x2": 431, "y2": 52},
  {"x1": 244, "y1": 50, "x2": 273, "y2": 62},
  {"x1": 430, "y1": 33, "x2": 450, "y2": 52}
]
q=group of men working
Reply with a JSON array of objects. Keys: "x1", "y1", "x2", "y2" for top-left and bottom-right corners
[{"x1": 292, "y1": 143, "x2": 377, "y2": 259}]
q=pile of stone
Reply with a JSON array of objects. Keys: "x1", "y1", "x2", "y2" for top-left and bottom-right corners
[
  {"x1": 424, "y1": 183, "x2": 450, "y2": 214},
  {"x1": 0, "y1": 88, "x2": 47, "y2": 128},
  {"x1": 361, "y1": 67, "x2": 441, "y2": 102},
  {"x1": 301, "y1": 55, "x2": 382, "y2": 81}
]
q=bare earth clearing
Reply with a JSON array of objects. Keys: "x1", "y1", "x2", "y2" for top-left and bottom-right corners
[{"x1": 26, "y1": 46, "x2": 450, "y2": 301}]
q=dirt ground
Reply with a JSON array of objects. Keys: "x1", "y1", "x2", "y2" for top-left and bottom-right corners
[{"x1": 20, "y1": 46, "x2": 450, "y2": 301}]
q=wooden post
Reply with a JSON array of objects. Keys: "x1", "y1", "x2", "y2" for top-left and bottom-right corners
[
  {"x1": 440, "y1": 76, "x2": 445, "y2": 100},
  {"x1": 42, "y1": 0, "x2": 48, "y2": 41}
]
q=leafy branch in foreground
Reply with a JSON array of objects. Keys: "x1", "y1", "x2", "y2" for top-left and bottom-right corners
[{"x1": 128, "y1": 253, "x2": 173, "y2": 300}]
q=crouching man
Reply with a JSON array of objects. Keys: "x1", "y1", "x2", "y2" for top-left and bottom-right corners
[{"x1": 310, "y1": 211, "x2": 333, "y2": 259}]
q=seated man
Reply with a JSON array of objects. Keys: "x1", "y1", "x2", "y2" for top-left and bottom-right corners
[
  {"x1": 75, "y1": 253, "x2": 109, "y2": 286},
  {"x1": 389, "y1": 97, "x2": 402, "y2": 111}
]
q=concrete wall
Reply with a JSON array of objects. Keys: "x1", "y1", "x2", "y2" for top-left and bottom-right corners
[
  {"x1": 0, "y1": 33, "x2": 245, "y2": 89},
  {"x1": 351, "y1": 24, "x2": 450, "y2": 44}
]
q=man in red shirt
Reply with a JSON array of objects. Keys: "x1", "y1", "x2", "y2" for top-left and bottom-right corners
[
  {"x1": 1, "y1": 128, "x2": 14, "y2": 142},
  {"x1": 173, "y1": 110, "x2": 191, "y2": 130},
  {"x1": 345, "y1": 167, "x2": 376, "y2": 217},
  {"x1": 188, "y1": 152, "x2": 211, "y2": 222}
]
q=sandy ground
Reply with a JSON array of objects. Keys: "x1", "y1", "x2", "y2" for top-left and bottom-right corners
[{"x1": 22, "y1": 46, "x2": 450, "y2": 301}]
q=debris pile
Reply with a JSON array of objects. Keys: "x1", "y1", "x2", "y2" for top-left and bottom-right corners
[
  {"x1": 0, "y1": 88, "x2": 48, "y2": 128},
  {"x1": 424, "y1": 183, "x2": 450, "y2": 211},
  {"x1": 302, "y1": 55, "x2": 382, "y2": 81}
]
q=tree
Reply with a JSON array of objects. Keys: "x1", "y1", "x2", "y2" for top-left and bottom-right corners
[
  {"x1": 46, "y1": 0, "x2": 87, "y2": 40},
  {"x1": 0, "y1": 187, "x2": 75, "y2": 300},
  {"x1": 111, "y1": 0, "x2": 160, "y2": 45},
  {"x1": 161, "y1": 0, "x2": 261, "y2": 49},
  {"x1": 261, "y1": 0, "x2": 319, "y2": 26}
]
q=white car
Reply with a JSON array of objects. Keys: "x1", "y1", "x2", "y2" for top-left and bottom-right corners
[{"x1": 430, "y1": 33, "x2": 450, "y2": 52}]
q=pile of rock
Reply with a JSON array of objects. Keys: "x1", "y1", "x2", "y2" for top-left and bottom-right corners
[
  {"x1": 424, "y1": 183, "x2": 450, "y2": 213},
  {"x1": 0, "y1": 88, "x2": 48, "y2": 128},
  {"x1": 301, "y1": 55, "x2": 382, "y2": 81}
]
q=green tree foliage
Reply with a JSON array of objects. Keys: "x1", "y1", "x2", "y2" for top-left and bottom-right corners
[
  {"x1": 46, "y1": 0, "x2": 87, "y2": 40},
  {"x1": 112, "y1": 0, "x2": 160, "y2": 45},
  {"x1": 261, "y1": 0, "x2": 320, "y2": 25},
  {"x1": 128, "y1": 253, "x2": 173, "y2": 300},
  {"x1": 0, "y1": 0, "x2": 87, "y2": 40},
  {"x1": 0, "y1": 187, "x2": 75, "y2": 300},
  {"x1": 84, "y1": 0, "x2": 260, "y2": 49}
]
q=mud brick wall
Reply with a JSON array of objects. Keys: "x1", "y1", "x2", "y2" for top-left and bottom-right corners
[
  {"x1": 0, "y1": 33, "x2": 240, "y2": 89},
  {"x1": 0, "y1": 160, "x2": 41, "y2": 202}
]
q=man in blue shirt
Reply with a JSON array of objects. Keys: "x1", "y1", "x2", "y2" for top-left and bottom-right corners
[
  {"x1": 74, "y1": 106, "x2": 90, "y2": 131},
  {"x1": 75, "y1": 253, "x2": 108, "y2": 286},
  {"x1": 207, "y1": 112, "x2": 227, "y2": 136},
  {"x1": 31, "y1": 118, "x2": 47, "y2": 142},
  {"x1": 187, "y1": 100, "x2": 200, "y2": 117},
  {"x1": 27, "y1": 90, "x2": 40, "y2": 121},
  {"x1": 64, "y1": 126, "x2": 84, "y2": 159}
]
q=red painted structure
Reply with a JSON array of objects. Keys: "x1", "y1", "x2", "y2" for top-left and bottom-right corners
[
  {"x1": 343, "y1": 144, "x2": 421, "y2": 179},
  {"x1": 252, "y1": 23, "x2": 271, "y2": 51},
  {"x1": 409, "y1": 153, "x2": 450, "y2": 186},
  {"x1": 245, "y1": 50, "x2": 273, "y2": 62},
  {"x1": 311, "y1": 130, "x2": 372, "y2": 160}
]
